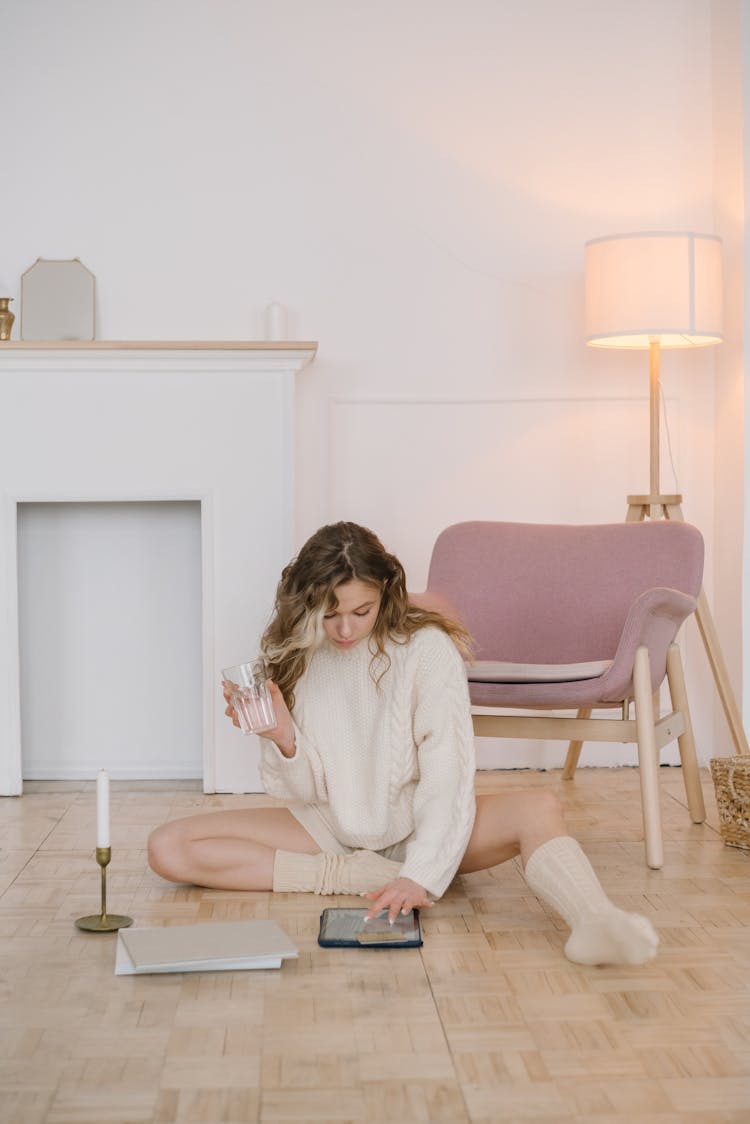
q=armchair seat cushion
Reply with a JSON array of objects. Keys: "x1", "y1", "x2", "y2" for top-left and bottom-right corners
[
  {"x1": 467, "y1": 659, "x2": 612, "y2": 683},
  {"x1": 469, "y1": 675, "x2": 621, "y2": 709}
]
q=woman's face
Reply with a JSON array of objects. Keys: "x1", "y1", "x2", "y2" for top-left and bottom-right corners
[{"x1": 322, "y1": 579, "x2": 382, "y2": 650}]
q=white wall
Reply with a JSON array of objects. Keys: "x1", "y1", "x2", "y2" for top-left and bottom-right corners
[
  {"x1": 711, "y1": 0, "x2": 746, "y2": 753},
  {"x1": 1, "y1": 0, "x2": 741, "y2": 770},
  {"x1": 743, "y1": 0, "x2": 750, "y2": 727}
]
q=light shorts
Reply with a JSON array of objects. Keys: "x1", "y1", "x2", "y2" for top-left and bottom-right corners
[{"x1": 287, "y1": 802, "x2": 409, "y2": 863}]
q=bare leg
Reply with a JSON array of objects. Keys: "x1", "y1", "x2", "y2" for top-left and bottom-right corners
[
  {"x1": 147, "y1": 807, "x2": 402, "y2": 895},
  {"x1": 147, "y1": 807, "x2": 320, "y2": 890},
  {"x1": 458, "y1": 789, "x2": 567, "y2": 873}
]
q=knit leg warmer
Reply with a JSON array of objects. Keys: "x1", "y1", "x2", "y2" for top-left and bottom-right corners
[
  {"x1": 523, "y1": 836, "x2": 659, "y2": 966},
  {"x1": 273, "y1": 849, "x2": 402, "y2": 895}
]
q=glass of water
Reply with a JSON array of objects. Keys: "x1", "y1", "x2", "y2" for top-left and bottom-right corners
[{"x1": 221, "y1": 659, "x2": 276, "y2": 735}]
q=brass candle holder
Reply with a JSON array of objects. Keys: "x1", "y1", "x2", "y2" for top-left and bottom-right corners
[{"x1": 75, "y1": 846, "x2": 133, "y2": 932}]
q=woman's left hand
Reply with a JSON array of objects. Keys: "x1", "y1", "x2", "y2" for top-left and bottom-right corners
[{"x1": 363, "y1": 876, "x2": 434, "y2": 924}]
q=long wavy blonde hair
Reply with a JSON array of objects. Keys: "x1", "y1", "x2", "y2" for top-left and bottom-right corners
[{"x1": 261, "y1": 521, "x2": 472, "y2": 709}]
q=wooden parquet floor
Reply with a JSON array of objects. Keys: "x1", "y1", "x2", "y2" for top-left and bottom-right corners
[{"x1": 1, "y1": 767, "x2": 749, "y2": 1124}]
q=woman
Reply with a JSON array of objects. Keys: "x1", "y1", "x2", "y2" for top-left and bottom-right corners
[{"x1": 148, "y1": 521, "x2": 658, "y2": 966}]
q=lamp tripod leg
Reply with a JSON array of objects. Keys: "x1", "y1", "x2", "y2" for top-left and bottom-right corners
[
  {"x1": 692, "y1": 587, "x2": 750, "y2": 756},
  {"x1": 626, "y1": 499, "x2": 750, "y2": 757}
]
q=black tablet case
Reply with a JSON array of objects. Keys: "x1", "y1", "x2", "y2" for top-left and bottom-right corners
[{"x1": 318, "y1": 907, "x2": 423, "y2": 948}]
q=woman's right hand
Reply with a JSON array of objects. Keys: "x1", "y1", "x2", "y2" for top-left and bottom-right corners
[
  {"x1": 221, "y1": 680, "x2": 296, "y2": 756},
  {"x1": 264, "y1": 680, "x2": 297, "y2": 758}
]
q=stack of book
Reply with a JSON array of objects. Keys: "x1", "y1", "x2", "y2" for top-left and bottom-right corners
[{"x1": 115, "y1": 919, "x2": 298, "y2": 974}]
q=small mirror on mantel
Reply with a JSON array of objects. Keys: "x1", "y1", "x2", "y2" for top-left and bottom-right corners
[{"x1": 20, "y1": 258, "x2": 96, "y2": 341}]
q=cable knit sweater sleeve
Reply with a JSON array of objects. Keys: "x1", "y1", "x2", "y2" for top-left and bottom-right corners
[
  {"x1": 397, "y1": 630, "x2": 477, "y2": 898},
  {"x1": 258, "y1": 721, "x2": 329, "y2": 806}
]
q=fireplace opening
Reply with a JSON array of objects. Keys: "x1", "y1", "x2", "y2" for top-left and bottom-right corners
[{"x1": 18, "y1": 501, "x2": 203, "y2": 780}]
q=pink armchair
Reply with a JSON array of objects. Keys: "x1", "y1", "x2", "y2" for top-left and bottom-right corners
[{"x1": 416, "y1": 520, "x2": 706, "y2": 868}]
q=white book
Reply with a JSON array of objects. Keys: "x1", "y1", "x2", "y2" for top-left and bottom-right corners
[{"x1": 115, "y1": 919, "x2": 298, "y2": 975}]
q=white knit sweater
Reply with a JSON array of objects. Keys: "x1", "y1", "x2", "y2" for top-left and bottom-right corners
[{"x1": 259, "y1": 626, "x2": 476, "y2": 897}]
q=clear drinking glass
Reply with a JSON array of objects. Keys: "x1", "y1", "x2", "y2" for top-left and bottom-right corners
[{"x1": 221, "y1": 659, "x2": 276, "y2": 735}]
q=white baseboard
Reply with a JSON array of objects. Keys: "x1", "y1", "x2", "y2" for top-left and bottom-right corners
[{"x1": 22, "y1": 765, "x2": 203, "y2": 781}]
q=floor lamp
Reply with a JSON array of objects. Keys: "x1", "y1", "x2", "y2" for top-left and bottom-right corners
[{"x1": 584, "y1": 230, "x2": 749, "y2": 756}]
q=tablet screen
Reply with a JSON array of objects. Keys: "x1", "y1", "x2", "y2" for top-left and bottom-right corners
[{"x1": 318, "y1": 907, "x2": 421, "y2": 944}]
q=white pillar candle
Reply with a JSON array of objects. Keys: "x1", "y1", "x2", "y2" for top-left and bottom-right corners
[{"x1": 96, "y1": 769, "x2": 110, "y2": 847}]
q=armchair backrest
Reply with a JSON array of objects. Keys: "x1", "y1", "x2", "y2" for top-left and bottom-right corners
[{"x1": 425, "y1": 521, "x2": 704, "y2": 663}]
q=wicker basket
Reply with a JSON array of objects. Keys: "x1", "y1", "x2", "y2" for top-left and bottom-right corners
[{"x1": 710, "y1": 755, "x2": 750, "y2": 851}]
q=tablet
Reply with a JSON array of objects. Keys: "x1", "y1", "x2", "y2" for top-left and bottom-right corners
[{"x1": 317, "y1": 907, "x2": 423, "y2": 948}]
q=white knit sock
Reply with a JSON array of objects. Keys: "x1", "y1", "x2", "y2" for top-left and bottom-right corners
[
  {"x1": 272, "y1": 851, "x2": 319, "y2": 892},
  {"x1": 523, "y1": 836, "x2": 658, "y2": 966},
  {"x1": 273, "y1": 849, "x2": 402, "y2": 895}
]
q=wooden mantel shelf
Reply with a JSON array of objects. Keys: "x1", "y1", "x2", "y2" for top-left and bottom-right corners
[{"x1": 0, "y1": 340, "x2": 318, "y2": 352}]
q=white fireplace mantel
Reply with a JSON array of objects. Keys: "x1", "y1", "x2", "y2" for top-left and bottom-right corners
[{"x1": 0, "y1": 341, "x2": 317, "y2": 794}]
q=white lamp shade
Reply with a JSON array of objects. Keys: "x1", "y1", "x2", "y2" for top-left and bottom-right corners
[{"x1": 585, "y1": 231, "x2": 723, "y2": 349}]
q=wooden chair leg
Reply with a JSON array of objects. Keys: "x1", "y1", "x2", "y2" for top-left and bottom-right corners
[
  {"x1": 633, "y1": 646, "x2": 664, "y2": 869},
  {"x1": 666, "y1": 642, "x2": 706, "y2": 824},
  {"x1": 562, "y1": 709, "x2": 591, "y2": 779}
]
